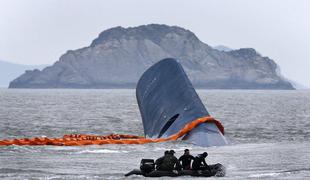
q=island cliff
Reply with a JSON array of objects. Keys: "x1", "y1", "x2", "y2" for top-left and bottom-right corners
[{"x1": 9, "y1": 24, "x2": 294, "y2": 89}]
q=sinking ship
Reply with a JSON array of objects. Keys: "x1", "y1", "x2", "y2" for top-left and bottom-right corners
[
  {"x1": 0, "y1": 58, "x2": 228, "y2": 147},
  {"x1": 136, "y1": 58, "x2": 228, "y2": 147}
]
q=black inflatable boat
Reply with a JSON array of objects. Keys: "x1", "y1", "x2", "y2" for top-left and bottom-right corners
[{"x1": 125, "y1": 159, "x2": 225, "y2": 177}]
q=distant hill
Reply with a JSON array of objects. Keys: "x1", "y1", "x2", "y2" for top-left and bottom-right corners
[
  {"x1": 289, "y1": 80, "x2": 309, "y2": 90},
  {"x1": 0, "y1": 60, "x2": 47, "y2": 87},
  {"x1": 9, "y1": 24, "x2": 294, "y2": 89}
]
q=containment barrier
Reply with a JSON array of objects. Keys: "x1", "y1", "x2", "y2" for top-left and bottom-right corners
[{"x1": 0, "y1": 116, "x2": 224, "y2": 146}]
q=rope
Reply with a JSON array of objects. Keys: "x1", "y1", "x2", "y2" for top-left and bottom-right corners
[{"x1": 0, "y1": 116, "x2": 224, "y2": 146}]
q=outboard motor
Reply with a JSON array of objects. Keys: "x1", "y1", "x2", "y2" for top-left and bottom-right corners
[{"x1": 140, "y1": 159, "x2": 155, "y2": 174}]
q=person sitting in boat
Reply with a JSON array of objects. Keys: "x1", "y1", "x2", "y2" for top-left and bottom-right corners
[
  {"x1": 178, "y1": 149, "x2": 195, "y2": 170},
  {"x1": 155, "y1": 150, "x2": 181, "y2": 172},
  {"x1": 192, "y1": 152, "x2": 211, "y2": 172},
  {"x1": 155, "y1": 150, "x2": 169, "y2": 170}
]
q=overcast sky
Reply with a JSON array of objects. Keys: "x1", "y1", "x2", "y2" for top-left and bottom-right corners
[{"x1": 0, "y1": 0, "x2": 309, "y2": 87}]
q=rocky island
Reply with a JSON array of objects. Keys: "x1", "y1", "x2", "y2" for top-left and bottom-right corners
[{"x1": 9, "y1": 24, "x2": 294, "y2": 89}]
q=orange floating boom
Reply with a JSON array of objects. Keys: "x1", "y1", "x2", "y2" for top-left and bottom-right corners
[{"x1": 0, "y1": 116, "x2": 224, "y2": 146}]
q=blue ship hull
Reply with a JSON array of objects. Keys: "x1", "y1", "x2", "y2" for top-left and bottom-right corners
[{"x1": 136, "y1": 58, "x2": 228, "y2": 147}]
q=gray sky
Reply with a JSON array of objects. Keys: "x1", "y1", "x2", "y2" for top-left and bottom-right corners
[{"x1": 0, "y1": 0, "x2": 309, "y2": 87}]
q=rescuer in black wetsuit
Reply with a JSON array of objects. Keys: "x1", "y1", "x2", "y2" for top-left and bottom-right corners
[
  {"x1": 178, "y1": 149, "x2": 195, "y2": 170},
  {"x1": 155, "y1": 150, "x2": 169, "y2": 170},
  {"x1": 155, "y1": 150, "x2": 181, "y2": 172},
  {"x1": 192, "y1": 152, "x2": 211, "y2": 172}
]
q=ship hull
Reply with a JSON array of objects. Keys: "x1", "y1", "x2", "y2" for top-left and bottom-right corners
[{"x1": 136, "y1": 58, "x2": 227, "y2": 147}]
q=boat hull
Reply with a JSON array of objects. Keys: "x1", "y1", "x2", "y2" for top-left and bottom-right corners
[
  {"x1": 125, "y1": 163, "x2": 226, "y2": 177},
  {"x1": 136, "y1": 58, "x2": 228, "y2": 147}
]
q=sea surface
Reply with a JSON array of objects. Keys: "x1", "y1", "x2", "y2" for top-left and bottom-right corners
[{"x1": 0, "y1": 89, "x2": 309, "y2": 179}]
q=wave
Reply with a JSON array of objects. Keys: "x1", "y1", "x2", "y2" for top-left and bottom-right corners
[
  {"x1": 74, "y1": 149, "x2": 129, "y2": 154},
  {"x1": 249, "y1": 172, "x2": 282, "y2": 178},
  {"x1": 0, "y1": 168, "x2": 49, "y2": 174},
  {"x1": 249, "y1": 168, "x2": 310, "y2": 178}
]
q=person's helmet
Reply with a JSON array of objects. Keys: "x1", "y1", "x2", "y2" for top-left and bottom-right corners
[
  {"x1": 164, "y1": 150, "x2": 169, "y2": 155},
  {"x1": 169, "y1": 150, "x2": 175, "y2": 154},
  {"x1": 184, "y1": 149, "x2": 189, "y2": 152},
  {"x1": 202, "y1": 152, "x2": 208, "y2": 157}
]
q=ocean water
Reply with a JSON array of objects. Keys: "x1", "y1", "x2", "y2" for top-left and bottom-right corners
[{"x1": 0, "y1": 89, "x2": 309, "y2": 179}]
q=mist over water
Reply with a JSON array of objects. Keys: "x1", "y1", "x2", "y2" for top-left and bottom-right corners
[{"x1": 0, "y1": 89, "x2": 309, "y2": 179}]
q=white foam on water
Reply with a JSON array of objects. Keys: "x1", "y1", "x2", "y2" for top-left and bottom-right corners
[
  {"x1": 152, "y1": 147, "x2": 167, "y2": 151},
  {"x1": 74, "y1": 149, "x2": 129, "y2": 154},
  {"x1": 226, "y1": 164, "x2": 238, "y2": 171},
  {"x1": 44, "y1": 146, "x2": 81, "y2": 151},
  {"x1": 249, "y1": 172, "x2": 282, "y2": 178}
]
